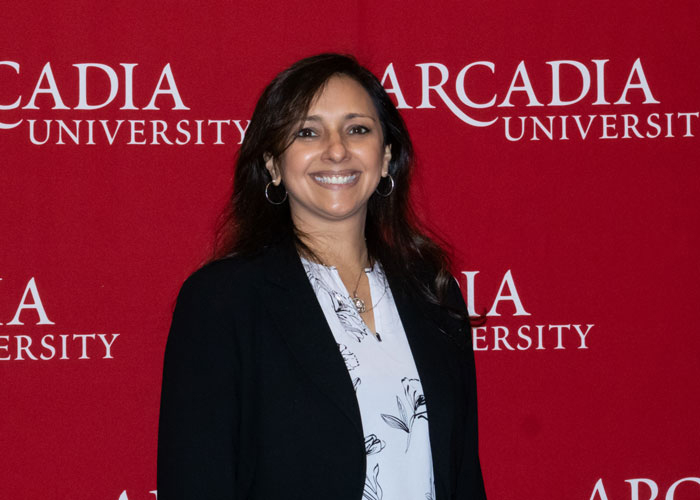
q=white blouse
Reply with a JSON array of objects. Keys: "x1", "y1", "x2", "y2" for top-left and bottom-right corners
[{"x1": 300, "y1": 255, "x2": 435, "y2": 500}]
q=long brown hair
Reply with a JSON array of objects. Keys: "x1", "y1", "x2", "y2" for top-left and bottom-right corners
[{"x1": 212, "y1": 53, "x2": 472, "y2": 340}]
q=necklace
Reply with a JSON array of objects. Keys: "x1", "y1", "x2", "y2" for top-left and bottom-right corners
[
  {"x1": 304, "y1": 254, "x2": 387, "y2": 342},
  {"x1": 348, "y1": 264, "x2": 387, "y2": 342},
  {"x1": 350, "y1": 267, "x2": 367, "y2": 313},
  {"x1": 309, "y1": 252, "x2": 387, "y2": 313},
  {"x1": 349, "y1": 259, "x2": 388, "y2": 315}
]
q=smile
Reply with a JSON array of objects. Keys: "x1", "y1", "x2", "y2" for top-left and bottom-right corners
[{"x1": 313, "y1": 174, "x2": 358, "y2": 185}]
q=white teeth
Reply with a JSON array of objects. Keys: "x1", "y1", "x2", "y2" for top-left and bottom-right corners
[{"x1": 314, "y1": 174, "x2": 357, "y2": 184}]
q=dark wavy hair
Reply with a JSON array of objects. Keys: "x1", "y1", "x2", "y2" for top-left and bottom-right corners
[{"x1": 212, "y1": 53, "x2": 472, "y2": 333}]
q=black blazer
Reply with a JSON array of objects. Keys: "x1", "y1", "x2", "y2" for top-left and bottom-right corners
[{"x1": 157, "y1": 237, "x2": 486, "y2": 500}]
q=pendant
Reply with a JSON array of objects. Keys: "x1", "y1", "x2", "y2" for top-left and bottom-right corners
[{"x1": 352, "y1": 295, "x2": 366, "y2": 313}]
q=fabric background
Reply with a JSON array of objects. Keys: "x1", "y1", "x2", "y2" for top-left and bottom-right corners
[{"x1": 1, "y1": 1, "x2": 698, "y2": 499}]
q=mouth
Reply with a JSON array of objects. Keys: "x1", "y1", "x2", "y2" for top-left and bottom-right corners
[{"x1": 311, "y1": 170, "x2": 360, "y2": 187}]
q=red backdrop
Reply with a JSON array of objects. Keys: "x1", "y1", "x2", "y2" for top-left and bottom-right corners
[{"x1": 1, "y1": 1, "x2": 699, "y2": 499}]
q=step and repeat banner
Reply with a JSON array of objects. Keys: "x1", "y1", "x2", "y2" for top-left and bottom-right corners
[{"x1": 1, "y1": 1, "x2": 698, "y2": 499}]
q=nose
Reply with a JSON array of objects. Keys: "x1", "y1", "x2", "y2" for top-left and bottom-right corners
[{"x1": 321, "y1": 130, "x2": 350, "y2": 163}]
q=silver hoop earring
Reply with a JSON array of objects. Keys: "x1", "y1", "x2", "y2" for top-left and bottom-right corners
[
  {"x1": 265, "y1": 181, "x2": 288, "y2": 205},
  {"x1": 375, "y1": 174, "x2": 395, "y2": 197}
]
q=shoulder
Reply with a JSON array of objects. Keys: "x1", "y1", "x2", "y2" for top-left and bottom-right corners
[
  {"x1": 446, "y1": 273, "x2": 467, "y2": 310},
  {"x1": 409, "y1": 260, "x2": 466, "y2": 311},
  {"x1": 176, "y1": 253, "x2": 265, "y2": 307}
]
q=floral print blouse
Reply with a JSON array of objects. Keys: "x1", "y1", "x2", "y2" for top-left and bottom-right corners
[{"x1": 300, "y1": 256, "x2": 435, "y2": 500}]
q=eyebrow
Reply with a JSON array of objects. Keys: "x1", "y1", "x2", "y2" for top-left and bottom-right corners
[{"x1": 304, "y1": 113, "x2": 377, "y2": 122}]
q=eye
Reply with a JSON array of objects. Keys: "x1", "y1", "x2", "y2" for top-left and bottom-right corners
[
  {"x1": 349, "y1": 125, "x2": 370, "y2": 135},
  {"x1": 296, "y1": 127, "x2": 318, "y2": 138}
]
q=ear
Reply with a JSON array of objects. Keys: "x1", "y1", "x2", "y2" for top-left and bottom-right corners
[
  {"x1": 381, "y1": 144, "x2": 392, "y2": 177},
  {"x1": 264, "y1": 153, "x2": 282, "y2": 185}
]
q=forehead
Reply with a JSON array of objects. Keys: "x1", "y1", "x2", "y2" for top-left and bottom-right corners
[{"x1": 305, "y1": 75, "x2": 377, "y2": 118}]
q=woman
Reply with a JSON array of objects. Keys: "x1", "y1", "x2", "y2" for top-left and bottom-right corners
[{"x1": 157, "y1": 53, "x2": 486, "y2": 500}]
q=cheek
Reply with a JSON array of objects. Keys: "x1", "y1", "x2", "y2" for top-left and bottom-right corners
[
  {"x1": 352, "y1": 142, "x2": 384, "y2": 165},
  {"x1": 278, "y1": 157, "x2": 303, "y2": 182},
  {"x1": 370, "y1": 147, "x2": 388, "y2": 172},
  {"x1": 279, "y1": 148, "x2": 316, "y2": 178}
]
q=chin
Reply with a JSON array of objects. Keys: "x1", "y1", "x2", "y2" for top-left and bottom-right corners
[{"x1": 319, "y1": 204, "x2": 365, "y2": 221}]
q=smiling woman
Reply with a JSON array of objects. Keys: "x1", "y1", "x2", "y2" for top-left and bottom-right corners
[{"x1": 157, "y1": 53, "x2": 487, "y2": 500}]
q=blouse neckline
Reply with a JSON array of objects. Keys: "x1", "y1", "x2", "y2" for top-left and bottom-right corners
[{"x1": 299, "y1": 255, "x2": 376, "y2": 274}]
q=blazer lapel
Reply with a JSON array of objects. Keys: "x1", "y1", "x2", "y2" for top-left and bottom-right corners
[
  {"x1": 387, "y1": 274, "x2": 456, "y2": 499},
  {"x1": 255, "y1": 238, "x2": 364, "y2": 438}
]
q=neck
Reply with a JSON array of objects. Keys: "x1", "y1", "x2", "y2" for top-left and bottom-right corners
[{"x1": 292, "y1": 211, "x2": 370, "y2": 270}]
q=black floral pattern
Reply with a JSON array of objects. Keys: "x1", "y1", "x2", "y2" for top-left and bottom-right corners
[
  {"x1": 337, "y1": 343, "x2": 361, "y2": 391},
  {"x1": 363, "y1": 463, "x2": 383, "y2": 500},
  {"x1": 337, "y1": 343, "x2": 360, "y2": 370},
  {"x1": 364, "y1": 434, "x2": 386, "y2": 455},
  {"x1": 402, "y1": 377, "x2": 428, "y2": 421},
  {"x1": 380, "y1": 377, "x2": 428, "y2": 452},
  {"x1": 352, "y1": 377, "x2": 361, "y2": 392}
]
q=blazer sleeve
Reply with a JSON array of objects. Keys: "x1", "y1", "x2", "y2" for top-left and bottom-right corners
[
  {"x1": 157, "y1": 270, "x2": 239, "y2": 500},
  {"x1": 447, "y1": 276, "x2": 488, "y2": 499}
]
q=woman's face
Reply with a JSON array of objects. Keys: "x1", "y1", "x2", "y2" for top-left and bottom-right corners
[{"x1": 266, "y1": 75, "x2": 391, "y2": 230}]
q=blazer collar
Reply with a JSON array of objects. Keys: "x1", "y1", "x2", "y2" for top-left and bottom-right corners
[{"x1": 256, "y1": 238, "x2": 454, "y2": 496}]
